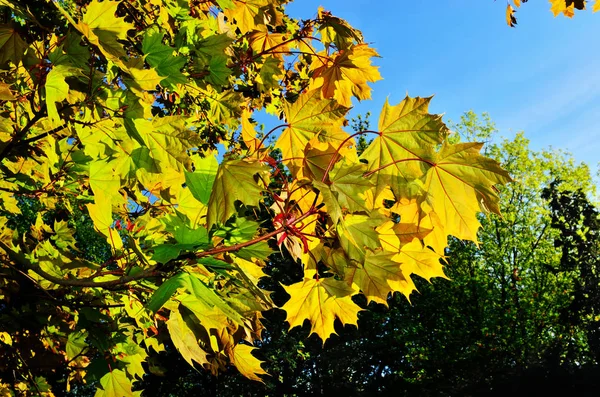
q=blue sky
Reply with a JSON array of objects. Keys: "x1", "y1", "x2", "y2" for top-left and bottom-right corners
[{"x1": 279, "y1": 0, "x2": 600, "y2": 172}]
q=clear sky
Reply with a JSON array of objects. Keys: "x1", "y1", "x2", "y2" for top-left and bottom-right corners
[{"x1": 280, "y1": 0, "x2": 600, "y2": 172}]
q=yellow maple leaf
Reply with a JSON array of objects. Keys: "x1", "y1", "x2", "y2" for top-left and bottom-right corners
[
  {"x1": 389, "y1": 198, "x2": 448, "y2": 254},
  {"x1": 224, "y1": 0, "x2": 269, "y2": 34},
  {"x1": 345, "y1": 250, "x2": 415, "y2": 305},
  {"x1": 275, "y1": 90, "x2": 349, "y2": 176},
  {"x1": 76, "y1": 0, "x2": 133, "y2": 69},
  {"x1": 309, "y1": 44, "x2": 381, "y2": 107},
  {"x1": 230, "y1": 344, "x2": 268, "y2": 382},
  {"x1": 548, "y1": 0, "x2": 580, "y2": 17},
  {"x1": 563, "y1": 3, "x2": 576, "y2": 17},
  {"x1": 359, "y1": 96, "x2": 447, "y2": 195},
  {"x1": 377, "y1": 220, "x2": 432, "y2": 252},
  {"x1": 86, "y1": 190, "x2": 123, "y2": 251},
  {"x1": 594, "y1": 0, "x2": 600, "y2": 12},
  {"x1": 240, "y1": 108, "x2": 262, "y2": 154},
  {"x1": 421, "y1": 142, "x2": 512, "y2": 243},
  {"x1": 392, "y1": 238, "x2": 447, "y2": 282},
  {"x1": 281, "y1": 276, "x2": 362, "y2": 341},
  {"x1": 249, "y1": 27, "x2": 290, "y2": 58},
  {"x1": 506, "y1": 4, "x2": 517, "y2": 27},
  {"x1": 166, "y1": 308, "x2": 209, "y2": 368}
]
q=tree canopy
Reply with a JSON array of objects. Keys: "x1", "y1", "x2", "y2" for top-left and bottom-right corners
[{"x1": 0, "y1": 1, "x2": 514, "y2": 395}]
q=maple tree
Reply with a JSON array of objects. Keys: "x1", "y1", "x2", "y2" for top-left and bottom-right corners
[
  {"x1": 505, "y1": 0, "x2": 600, "y2": 26},
  {"x1": 0, "y1": 0, "x2": 510, "y2": 395}
]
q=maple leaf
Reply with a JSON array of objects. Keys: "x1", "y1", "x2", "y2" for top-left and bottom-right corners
[
  {"x1": 345, "y1": 249, "x2": 414, "y2": 305},
  {"x1": 230, "y1": 344, "x2": 268, "y2": 382},
  {"x1": 256, "y1": 57, "x2": 284, "y2": 91},
  {"x1": 135, "y1": 117, "x2": 200, "y2": 172},
  {"x1": 240, "y1": 109, "x2": 261, "y2": 153},
  {"x1": 360, "y1": 96, "x2": 448, "y2": 194},
  {"x1": 337, "y1": 214, "x2": 382, "y2": 263},
  {"x1": 329, "y1": 160, "x2": 373, "y2": 213},
  {"x1": 317, "y1": 7, "x2": 364, "y2": 50},
  {"x1": 548, "y1": 0, "x2": 584, "y2": 17},
  {"x1": 167, "y1": 308, "x2": 209, "y2": 368},
  {"x1": 309, "y1": 44, "x2": 382, "y2": 107},
  {"x1": 185, "y1": 155, "x2": 219, "y2": 205},
  {"x1": 376, "y1": 220, "x2": 432, "y2": 251},
  {"x1": 506, "y1": 4, "x2": 517, "y2": 27},
  {"x1": 392, "y1": 239, "x2": 447, "y2": 282},
  {"x1": 141, "y1": 26, "x2": 187, "y2": 86},
  {"x1": 281, "y1": 276, "x2": 362, "y2": 341},
  {"x1": 249, "y1": 27, "x2": 290, "y2": 57},
  {"x1": 95, "y1": 369, "x2": 133, "y2": 397},
  {"x1": 275, "y1": 90, "x2": 349, "y2": 176},
  {"x1": 302, "y1": 141, "x2": 339, "y2": 181},
  {"x1": 45, "y1": 65, "x2": 81, "y2": 125},
  {"x1": 421, "y1": 142, "x2": 512, "y2": 242},
  {"x1": 224, "y1": 0, "x2": 269, "y2": 33},
  {"x1": 76, "y1": 0, "x2": 133, "y2": 69},
  {"x1": 206, "y1": 159, "x2": 269, "y2": 228},
  {"x1": 0, "y1": 25, "x2": 27, "y2": 65}
]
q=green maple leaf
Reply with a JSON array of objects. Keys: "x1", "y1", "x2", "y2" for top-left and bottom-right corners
[
  {"x1": 0, "y1": 25, "x2": 27, "y2": 65},
  {"x1": 337, "y1": 214, "x2": 382, "y2": 262},
  {"x1": 163, "y1": 212, "x2": 209, "y2": 245},
  {"x1": 206, "y1": 55, "x2": 232, "y2": 86},
  {"x1": 206, "y1": 159, "x2": 269, "y2": 228},
  {"x1": 237, "y1": 241, "x2": 273, "y2": 261},
  {"x1": 185, "y1": 155, "x2": 218, "y2": 205},
  {"x1": 151, "y1": 243, "x2": 198, "y2": 264},
  {"x1": 196, "y1": 34, "x2": 234, "y2": 56},
  {"x1": 141, "y1": 26, "x2": 187, "y2": 86},
  {"x1": 45, "y1": 65, "x2": 81, "y2": 125},
  {"x1": 213, "y1": 216, "x2": 260, "y2": 245},
  {"x1": 66, "y1": 330, "x2": 88, "y2": 361},
  {"x1": 95, "y1": 369, "x2": 133, "y2": 397},
  {"x1": 360, "y1": 96, "x2": 448, "y2": 193},
  {"x1": 256, "y1": 56, "x2": 283, "y2": 91},
  {"x1": 329, "y1": 160, "x2": 373, "y2": 213},
  {"x1": 49, "y1": 30, "x2": 91, "y2": 70}
]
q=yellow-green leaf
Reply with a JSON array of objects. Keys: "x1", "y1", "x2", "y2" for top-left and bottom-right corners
[
  {"x1": 230, "y1": 344, "x2": 268, "y2": 382},
  {"x1": 206, "y1": 159, "x2": 269, "y2": 228},
  {"x1": 94, "y1": 369, "x2": 133, "y2": 397},
  {"x1": 421, "y1": 142, "x2": 512, "y2": 242},
  {"x1": 166, "y1": 308, "x2": 209, "y2": 368},
  {"x1": 281, "y1": 276, "x2": 362, "y2": 341}
]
